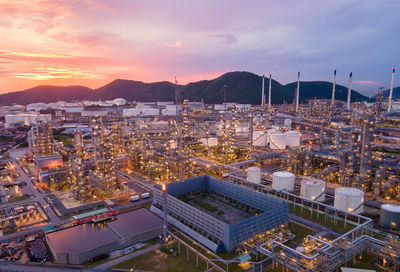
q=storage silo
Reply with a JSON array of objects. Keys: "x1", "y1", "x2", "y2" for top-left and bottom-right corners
[
  {"x1": 284, "y1": 119, "x2": 292, "y2": 128},
  {"x1": 334, "y1": 187, "x2": 364, "y2": 213},
  {"x1": 266, "y1": 128, "x2": 278, "y2": 144},
  {"x1": 207, "y1": 138, "x2": 218, "y2": 147},
  {"x1": 286, "y1": 131, "x2": 301, "y2": 147},
  {"x1": 379, "y1": 204, "x2": 400, "y2": 229},
  {"x1": 253, "y1": 130, "x2": 267, "y2": 146},
  {"x1": 300, "y1": 178, "x2": 326, "y2": 201},
  {"x1": 272, "y1": 171, "x2": 295, "y2": 191},
  {"x1": 269, "y1": 132, "x2": 287, "y2": 149},
  {"x1": 247, "y1": 167, "x2": 261, "y2": 184}
]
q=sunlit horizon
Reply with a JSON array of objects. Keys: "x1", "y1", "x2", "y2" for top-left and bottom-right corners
[{"x1": 1, "y1": 0, "x2": 399, "y2": 96}]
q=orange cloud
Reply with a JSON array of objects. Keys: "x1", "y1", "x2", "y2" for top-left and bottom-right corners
[
  {"x1": 1, "y1": 50, "x2": 72, "y2": 59},
  {"x1": 12, "y1": 67, "x2": 100, "y2": 80},
  {"x1": 165, "y1": 41, "x2": 182, "y2": 48}
]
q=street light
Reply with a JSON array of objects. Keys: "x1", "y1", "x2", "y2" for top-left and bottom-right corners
[{"x1": 162, "y1": 183, "x2": 168, "y2": 244}]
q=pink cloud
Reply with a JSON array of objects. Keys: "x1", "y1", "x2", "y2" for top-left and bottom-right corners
[
  {"x1": 209, "y1": 34, "x2": 237, "y2": 44},
  {"x1": 354, "y1": 80, "x2": 381, "y2": 85},
  {"x1": 165, "y1": 41, "x2": 182, "y2": 48}
]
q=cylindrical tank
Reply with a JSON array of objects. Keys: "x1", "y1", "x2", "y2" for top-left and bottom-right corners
[
  {"x1": 272, "y1": 171, "x2": 295, "y2": 191},
  {"x1": 199, "y1": 138, "x2": 208, "y2": 146},
  {"x1": 284, "y1": 119, "x2": 292, "y2": 128},
  {"x1": 286, "y1": 131, "x2": 300, "y2": 147},
  {"x1": 253, "y1": 131, "x2": 267, "y2": 146},
  {"x1": 247, "y1": 167, "x2": 261, "y2": 184},
  {"x1": 266, "y1": 128, "x2": 278, "y2": 144},
  {"x1": 169, "y1": 140, "x2": 177, "y2": 149},
  {"x1": 269, "y1": 132, "x2": 287, "y2": 149},
  {"x1": 334, "y1": 187, "x2": 364, "y2": 213},
  {"x1": 300, "y1": 178, "x2": 326, "y2": 201},
  {"x1": 235, "y1": 126, "x2": 249, "y2": 134},
  {"x1": 24, "y1": 116, "x2": 32, "y2": 126},
  {"x1": 379, "y1": 204, "x2": 400, "y2": 229},
  {"x1": 208, "y1": 137, "x2": 218, "y2": 147}
]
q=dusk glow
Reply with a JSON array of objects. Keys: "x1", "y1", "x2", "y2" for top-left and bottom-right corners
[{"x1": 0, "y1": 0, "x2": 399, "y2": 95}]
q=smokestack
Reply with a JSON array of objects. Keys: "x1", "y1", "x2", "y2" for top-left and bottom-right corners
[
  {"x1": 268, "y1": 74, "x2": 272, "y2": 109},
  {"x1": 346, "y1": 72, "x2": 353, "y2": 110},
  {"x1": 295, "y1": 72, "x2": 300, "y2": 113},
  {"x1": 388, "y1": 67, "x2": 396, "y2": 113},
  {"x1": 261, "y1": 74, "x2": 265, "y2": 106},
  {"x1": 331, "y1": 70, "x2": 337, "y2": 106}
]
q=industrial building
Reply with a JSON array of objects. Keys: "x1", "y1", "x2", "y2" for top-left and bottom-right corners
[
  {"x1": 150, "y1": 175, "x2": 289, "y2": 252},
  {"x1": 46, "y1": 208, "x2": 163, "y2": 265}
]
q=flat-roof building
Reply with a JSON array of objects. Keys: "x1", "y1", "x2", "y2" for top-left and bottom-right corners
[
  {"x1": 46, "y1": 208, "x2": 162, "y2": 265},
  {"x1": 150, "y1": 175, "x2": 289, "y2": 252}
]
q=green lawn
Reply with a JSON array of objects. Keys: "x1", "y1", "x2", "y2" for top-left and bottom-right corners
[
  {"x1": 288, "y1": 222, "x2": 314, "y2": 243},
  {"x1": 345, "y1": 251, "x2": 380, "y2": 270},
  {"x1": 192, "y1": 198, "x2": 218, "y2": 212},
  {"x1": 290, "y1": 204, "x2": 355, "y2": 234},
  {"x1": 113, "y1": 244, "x2": 208, "y2": 272},
  {"x1": 8, "y1": 194, "x2": 31, "y2": 202}
]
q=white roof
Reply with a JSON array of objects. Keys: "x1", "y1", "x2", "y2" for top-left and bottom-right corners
[
  {"x1": 341, "y1": 268, "x2": 375, "y2": 272},
  {"x1": 273, "y1": 171, "x2": 295, "y2": 178},
  {"x1": 381, "y1": 204, "x2": 400, "y2": 213}
]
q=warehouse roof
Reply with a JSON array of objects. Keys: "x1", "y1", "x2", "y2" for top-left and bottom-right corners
[
  {"x1": 108, "y1": 208, "x2": 163, "y2": 239},
  {"x1": 46, "y1": 223, "x2": 120, "y2": 254}
]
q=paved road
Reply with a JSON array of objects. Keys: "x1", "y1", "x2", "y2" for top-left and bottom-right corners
[
  {"x1": 0, "y1": 262, "x2": 95, "y2": 272},
  {"x1": 0, "y1": 159, "x2": 71, "y2": 242},
  {"x1": 92, "y1": 244, "x2": 161, "y2": 271}
]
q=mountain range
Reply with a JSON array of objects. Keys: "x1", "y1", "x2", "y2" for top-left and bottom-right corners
[{"x1": 0, "y1": 71, "x2": 371, "y2": 106}]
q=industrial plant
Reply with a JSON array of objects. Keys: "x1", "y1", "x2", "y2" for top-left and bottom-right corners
[{"x1": 1, "y1": 68, "x2": 400, "y2": 272}]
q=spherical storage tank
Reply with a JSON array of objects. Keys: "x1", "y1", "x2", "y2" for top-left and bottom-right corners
[
  {"x1": 286, "y1": 130, "x2": 300, "y2": 147},
  {"x1": 379, "y1": 204, "x2": 400, "y2": 229},
  {"x1": 300, "y1": 178, "x2": 326, "y2": 201},
  {"x1": 334, "y1": 187, "x2": 364, "y2": 213},
  {"x1": 113, "y1": 98, "x2": 127, "y2": 106},
  {"x1": 247, "y1": 167, "x2": 261, "y2": 184},
  {"x1": 272, "y1": 171, "x2": 295, "y2": 191},
  {"x1": 253, "y1": 130, "x2": 267, "y2": 146},
  {"x1": 269, "y1": 132, "x2": 287, "y2": 149}
]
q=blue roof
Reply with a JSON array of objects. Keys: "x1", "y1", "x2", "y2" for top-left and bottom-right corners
[{"x1": 238, "y1": 254, "x2": 251, "y2": 262}]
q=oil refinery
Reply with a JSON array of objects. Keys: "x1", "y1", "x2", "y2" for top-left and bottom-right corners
[{"x1": 1, "y1": 69, "x2": 400, "y2": 272}]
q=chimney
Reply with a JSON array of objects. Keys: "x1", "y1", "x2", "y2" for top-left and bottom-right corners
[{"x1": 346, "y1": 72, "x2": 353, "y2": 110}]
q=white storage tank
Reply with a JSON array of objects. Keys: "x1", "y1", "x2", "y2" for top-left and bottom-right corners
[
  {"x1": 266, "y1": 128, "x2": 278, "y2": 144},
  {"x1": 199, "y1": 138, "x2": 208, "y2": 146},
  {"x1": 286, "y1": 130, "x2": 301, "y2": 147},
  {"x1": 24, "y1": 116, "x2": 32, "y2": 126},
  {"x1": 300, "y1": 178, "x2": 326, "y2": 201},
  {"x1": 284, "y1": 119, "x2": 292, "y2": 128},
  {"x1": 379, "y1": 204, "x2": 400, "y2": 229},
  {"x1": 207, "y1": 138, "x2": 218, "y2": 147},
  {"x1": 269, "y1": 132, "x2": 287, "y2": 149},
  {"x1": 247, "y1": 167, "x2": 261, "y2": 184},
  {"x1": 334, "y1": 187, "x2": 364, "y2": 213},
  {"x1": 235, "y1": 126, "x2": 249, "y2": 134},
  {"x1": 272, "y1": 171, "x2": 295, "y2": 191},
  {"x1": 253, "y1": 130, "x2": 267, "y2": 146}
]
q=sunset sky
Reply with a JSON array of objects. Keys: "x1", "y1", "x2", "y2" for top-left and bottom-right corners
[{"x1": 0, "y1": 0, "x2": 399, "y2": 96}]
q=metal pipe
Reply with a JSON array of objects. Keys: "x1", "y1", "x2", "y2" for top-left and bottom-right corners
[
  {"x1": 388, "y1": 67, "x2": 396, "y2": 113},
  {"x1": 346, "y1": 72, "x2": 353, "y2": 110}
]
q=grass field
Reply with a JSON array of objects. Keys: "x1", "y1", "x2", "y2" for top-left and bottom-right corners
[
  {"x1": 113, "y1": 243, "x2": 208, "y2": 272},
  {"x1": 288, "y1": 222, "x2": 314, "y2": 243},
  {"x1": 290, "y1": 203, "x2": 355, "y2": 233}
]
